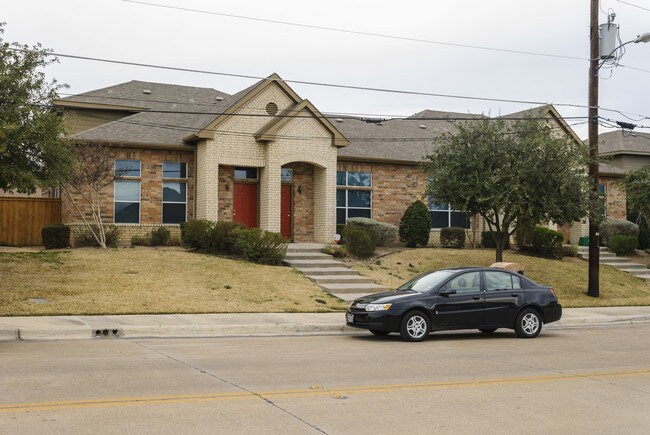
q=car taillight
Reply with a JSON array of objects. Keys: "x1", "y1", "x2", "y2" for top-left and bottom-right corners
[{"x1": 549, "y1": 287, "x2": 558, "y2": 300}]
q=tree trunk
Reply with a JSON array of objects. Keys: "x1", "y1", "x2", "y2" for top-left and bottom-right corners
[{"x1": 495, "y1": 245, "x2": 504, "y2": 263}]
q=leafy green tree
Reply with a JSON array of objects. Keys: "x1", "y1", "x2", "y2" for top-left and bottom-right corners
[
  {"x1": 624, "y1": 166, "x2": 650, "y2": 222},
  {"x1": 424, "y1": 117, "x2": 592, "y2": 262},
  {"x1": 0, "y1": 23, "x2": 73, "y2": 193},
  {"x1": 399, "y1": 200, "x2": 431, "y2": 247}
]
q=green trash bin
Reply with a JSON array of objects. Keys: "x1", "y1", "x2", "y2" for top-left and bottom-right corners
[{"x1": 578, "y1": 236, "x2": 590, "y2": 246}]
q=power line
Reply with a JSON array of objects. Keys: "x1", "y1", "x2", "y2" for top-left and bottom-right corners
[
  {"x1": 22, "y1": 48, "x2": 649, "y2": 119},
  {"x1": 121, "y1": 0, "x2": 587, "y2": 62},
  {"x1": 616, "y1": 0, "x2": 650, "y2": 12}
]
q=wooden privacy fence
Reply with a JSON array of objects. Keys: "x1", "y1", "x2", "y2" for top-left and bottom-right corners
[{"x1": 0, "y1": 197, "x2": 61, "y2": 246}]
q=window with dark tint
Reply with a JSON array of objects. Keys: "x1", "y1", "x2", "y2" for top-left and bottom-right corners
[
  {"x1": 162, "y1": 162, "x2": 187, "y2": 179},
  {"x1": 336, "y1": 171, "x2": 372, "y2": 225},
  {"x1": 115, "y1": 160, "x2": 141, "y2": 177},
  {"x1": 428, "y1": 195, "x2": 469, "y2": 229},
  {"x1": 485, "y1": 271, "x2": 521, "y2": 291},
  {"x1": 114, "y1": 180, "x2": 140, "y2": 223},
  {"x1": 281, "y1": 168, "x2": 293, "y2": 182},
  {"x1": 445, "y1": 271, "x2": 481, "y2": 293},
  {"x1": 234, "y1": 167, "x2": 258, "y2": 180},
  {"x1": 163, "y1": 162, "x2": 187, "y2": 224}
]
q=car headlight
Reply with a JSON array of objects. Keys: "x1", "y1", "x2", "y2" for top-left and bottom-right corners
[{"x1": 365, "y1": 303, "x2": 392, "y2": 312}]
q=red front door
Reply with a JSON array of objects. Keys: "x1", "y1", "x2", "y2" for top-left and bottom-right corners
[
  {"x1": 281, "y1": 184, "x2": 293, "y2": 240},
  {"x1": 233, "y1": 183, "x2": 258, "y2": 228}
]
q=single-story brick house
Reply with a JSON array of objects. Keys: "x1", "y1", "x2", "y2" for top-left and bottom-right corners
[{"x1": 51, "y1": 73, "x2": 606, "y2": 245}]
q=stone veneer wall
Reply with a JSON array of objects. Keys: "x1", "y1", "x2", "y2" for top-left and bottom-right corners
[{"x1": 62, "y1": 147, "x2": 194, "y2": 225}]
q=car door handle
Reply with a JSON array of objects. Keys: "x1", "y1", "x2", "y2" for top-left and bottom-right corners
[
  {"x1": 472, "y1": 296, "x2": 482, "y2": 300},
  {"x1": 511, "y1": 293, "x2": 519, "y2": 297}
]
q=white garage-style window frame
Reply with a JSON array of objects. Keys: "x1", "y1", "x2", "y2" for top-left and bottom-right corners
[
  {"x1": 114, "y1": 159, "x2": 141, "y2": 224},
  {"x1": 336, "y1": 171, "x2": 372, "y2": 226},
  {"x1": 162, "y1": 162, "x2": 187, "y2": 224}
]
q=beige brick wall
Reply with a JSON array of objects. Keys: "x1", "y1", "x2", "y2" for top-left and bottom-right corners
[
  {"x1": 601, "y1": 176, "x2": 626, "y2": 220},
  {"x1": 197, "y1": 83, "x2": 339, "y2": 243}
]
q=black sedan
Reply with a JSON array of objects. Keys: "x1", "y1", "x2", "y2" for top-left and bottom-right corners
[{"x1": 346, "y1": 267, "x2": 562, "y2": 342}]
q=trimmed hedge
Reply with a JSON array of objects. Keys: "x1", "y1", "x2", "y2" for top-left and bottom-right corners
[
  {"x1": 399, "y1": 200, "x2": 431, "y2": 247},
  {"x1": 481, "y1": 231, "x2": 510, "y2": 249},
  {"x1": 527, "y1": 227, "x2": 564, "y2": 259},
  {"x1": 341, "y1": 225, "x2": 378, "y2": 258},
  {"x1": 234, "y1": 228, "x2": 288, "y2": 265},
  {"x1": 180, "y1": 220, "x2": 214, "y2": 250},
  {"x1": 608, "y1": 235, "x2": 638, "y2": 256},
  {"x1": 600, "y1": 219, "x2": 639, "y2": 246},
  {"x1": 41, "y1": 224, "x2": 70, "y2": 249},
  {"x1": 346, "y1": 217, "x2": 398, "y2": 246},
  {"x1": 440, "y1": 227, "x2": 466, "y2": 248},
  {"x1": 205, "y1": 221, "x2": 246, "y2": 255},
  {"x1": 150, "y1": 226, "x2": 170, "y2": 246}
]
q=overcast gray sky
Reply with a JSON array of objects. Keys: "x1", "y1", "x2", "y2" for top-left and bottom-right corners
[{"x1": 4, "y1": 0, "x2": 650, "y2": 138}]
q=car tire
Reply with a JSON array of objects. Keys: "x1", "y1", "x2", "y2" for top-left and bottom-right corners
[
  {"x1": 479, "y1": 328, "x2": 497, "y2": 334},
  {"x1": 400, "y1": 310, "x2": 430, "y2": 342},
  {"x1": 370, "y1": 330, "x2": 390, "y2": 336},
  {"x1": 515, "y1": 308, "x2": 542, "y2": 338}
]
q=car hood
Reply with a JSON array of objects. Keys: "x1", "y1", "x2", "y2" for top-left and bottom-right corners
[{"x1": 353, "y1": 290, "x2": 419, "y2": 305}]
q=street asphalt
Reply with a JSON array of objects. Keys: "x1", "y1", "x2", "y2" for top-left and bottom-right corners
[{"x1": 2, "y1": 306, "x2": 650, "y2": 341}]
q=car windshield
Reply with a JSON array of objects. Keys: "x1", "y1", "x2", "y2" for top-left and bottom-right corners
[{"x1": 397, "y1": 270, "x2": 457, "y2": 293}]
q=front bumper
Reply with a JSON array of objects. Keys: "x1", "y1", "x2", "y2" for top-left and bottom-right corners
[{"x1": 345, "y1": 309, "x2": 401, "y2": 332}]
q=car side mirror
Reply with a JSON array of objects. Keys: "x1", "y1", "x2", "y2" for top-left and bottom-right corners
[{"x1": 439, "y1": 289, "x2": 457, "y2": 297}]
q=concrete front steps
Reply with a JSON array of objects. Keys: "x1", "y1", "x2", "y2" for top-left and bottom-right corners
[
  {"x1": 284, "y1": 243, "x2": 388, "y2": 302},
  {"x1": 578, "y1": 246, "x2": 650, "y2": 282}
]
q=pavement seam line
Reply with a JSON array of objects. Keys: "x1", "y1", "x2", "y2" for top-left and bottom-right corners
[{"x1": 127, "y1": 339, "x2": 328, "y2": 435}]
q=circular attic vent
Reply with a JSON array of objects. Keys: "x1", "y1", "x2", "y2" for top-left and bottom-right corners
[{"x1": 266, "y1": 102, "x2": 279, "y2": 116}]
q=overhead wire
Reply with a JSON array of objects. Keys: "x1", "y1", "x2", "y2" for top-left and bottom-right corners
[
  {"x1": 16, "y1": 48, "x2": 649, "y2": 120},
  {"x1": 120, "y1": 0, "x2": 587, "y2": 61}
]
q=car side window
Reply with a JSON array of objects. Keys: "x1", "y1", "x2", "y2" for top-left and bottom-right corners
[
  {"x1": 445, "y1": 272, "x2": 481, "y2": 293},
  {"x1": 485, "y1": 271, "x2": 517, "y2": 291}
]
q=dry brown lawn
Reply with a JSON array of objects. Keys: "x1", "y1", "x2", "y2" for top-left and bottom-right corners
[
  {"x1": 350, "y1": 248, "x2": 650, "y2": 308},
  {"x1": 0, "y1": 247, "x2": 347, "y2": 316}
]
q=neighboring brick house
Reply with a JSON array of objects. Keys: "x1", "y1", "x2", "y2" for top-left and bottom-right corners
[
  {"x1": 53, "y1": 74, "x2": 591, "y2": 245},
  {"x1": 598, "y1": 130, "x2": 650, "y2": 219}
]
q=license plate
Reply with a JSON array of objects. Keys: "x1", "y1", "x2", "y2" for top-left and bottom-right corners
[{"x1": 346, "y1": 313, "x2": 354, "y2": 323}]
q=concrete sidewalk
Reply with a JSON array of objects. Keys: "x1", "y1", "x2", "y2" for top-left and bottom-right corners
[{"x1": 1, "y1": 307, "x2": 650, "y2": 341}]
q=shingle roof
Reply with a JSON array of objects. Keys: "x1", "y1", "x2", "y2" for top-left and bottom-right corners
[
  {"x1": 598, "y1": 130, "x2": 650, "y2": 156},
  {"x1": 66, "y1": 80, "x2": 251, "y2": 147}
]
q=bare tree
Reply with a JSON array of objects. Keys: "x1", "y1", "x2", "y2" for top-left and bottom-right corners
[{"x1": 61, "y1": 142, "x2": 122, "y2": 248}]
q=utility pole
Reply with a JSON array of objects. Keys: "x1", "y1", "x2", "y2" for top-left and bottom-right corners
[{"x1": 587, "y1": 0, "x2": 600, "y2": 297}]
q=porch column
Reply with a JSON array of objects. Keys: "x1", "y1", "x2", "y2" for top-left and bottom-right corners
[
  {"x1": 313, "y1": 166, "x2": 336, "y2": 243},
  {"x1": 195, "y1": 141, "x2": 219, "y2": 220},
  {"x1": 259, "y1": 164, "x2": 281, "y2": 233}
]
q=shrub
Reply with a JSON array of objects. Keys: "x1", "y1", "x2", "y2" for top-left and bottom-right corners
[
  {"x1": 515, "y1": 219, "x2": 536, "y2": 249},
  {"x1": 74, "y1": 225, "x2": 120, "y2": 247},
  {"x1": 481, "y1": 231, "x2": 510, "y2": 249},
  {"x1": 600, "y1": 219, "x2": 639, "y2": 246},
  {"x1": 440, "y1": 227, "x2": 466, "y2": 248},
  {"x1": 41, "y1": 224, "x2": 70, "y2": 249},
  {"x1": 399, "y1": 200, "x2": 431, "y2": 247},
  {"x1": 608, "y1": 235, "x2": 638, "y2": 256},
  {"x1": 322, "y1": 244, "x2": 349, "y2": 258},
  {"x1": 150, "y1": 226, "x2": 170, "y2": 246},
  {"x1": 347, "y1": 217, "x2": 398, "y2": 246},
  {"x1": 205, "y1": 221, "x2": 246, "y2": 255},
  {"x1": 527, "y1": 227, "x2": 564, "y2": 259},
  {"x1": 628, "y1": 211, "x2": 650, "y2": 250},
  {"x1": 342, "y1": 225, "x2": 378, "y2": 258},
  {"x1": 234, "y1": 228, "x2": 288, "y2": 265},
  {"x1": 563, "y1": 245, "x2": 578, "y2": 257},
  {"x1": 131, "y1": 235, "x2": 149, "y2": 246},
  {"x1": 180, "y1": 220, "x2": 214, "y2": 250}
]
